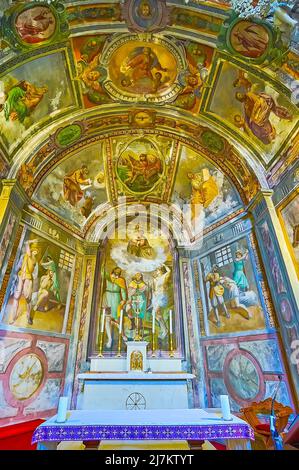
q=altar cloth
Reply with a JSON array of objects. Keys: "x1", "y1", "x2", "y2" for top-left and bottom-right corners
[{"x1": 32, "y1": 409, "x2": 254, "y2": 443}]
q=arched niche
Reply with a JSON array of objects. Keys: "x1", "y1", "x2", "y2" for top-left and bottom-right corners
[{"x1": 87, "y1": 213, "x2": 185, "y2": 359}]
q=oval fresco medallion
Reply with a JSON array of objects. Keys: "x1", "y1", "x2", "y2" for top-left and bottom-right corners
[
  {"x1": 101, "y1": 35, "x2": 186, "y2": 103},
  {"x1": 116, "y1": 138, "x2": 164, "y2": 195},
  {"x1": 15, "y1": 5, "x2": 57, "y2": 45},
  {"x1": 229, "y1": 20, "x2": 270, "y2": 60}
]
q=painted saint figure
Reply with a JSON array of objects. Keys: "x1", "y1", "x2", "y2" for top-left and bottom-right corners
[
  {"x1": 63, "y1": 165, "x2": 91, "y2": 207},
  {"x1": 235, "y1": 90, "x2": 293, "y2": 145},
  {"x1": 2, "y1": 81, "x2": 48, "y2": 123},
  {"x1": 152, "y1": 264, "x2": 171, "y2": 340},
  {"x1": 128, "y1": 273, "x2": 150, "y2": 331},
  {"x1": 188, "y1": 169, "x2": 219, "y2": 221},
  {"x1": 103, "y1": 267, "x2": 127, "y2": 320},
  {"x1": 205, "y1": 264, "x2": 230, "y2": 328},
  {"x1": 33, "y1": 270, "x2": 54, "y2": 313},
  {"x1": 10, "y1": 239, "x2": 39, "y2": 325},
  {"x1": 127, "y1": 225, "x2": 154, "y2": 259},
  {"x1": 121, "y1": 46, "x2": 167, "y2": 89},
  {"x1": 102, "y1": 267, "x2": 127, "y2": 348},
  {"x1": 232, "y1": 249, "x2": 249, "y2": 291}
]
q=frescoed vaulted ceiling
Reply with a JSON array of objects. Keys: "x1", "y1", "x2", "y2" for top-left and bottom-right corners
[{"x1": 0, "y1": 0, "x2": 298, "y2": 237}]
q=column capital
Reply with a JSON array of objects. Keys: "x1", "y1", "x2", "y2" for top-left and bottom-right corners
[
  {"x1": 0, "y1": 178, "x2": 30, "y2": 202},
  {"x1": 247, "y1": 189, "x2": 274, "y2": 220},
  {"x1": 0, "y1": 179, "x2": 30, "y2": 224}
]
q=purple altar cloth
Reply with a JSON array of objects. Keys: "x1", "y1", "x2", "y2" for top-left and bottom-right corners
[{"x1": 32, "y1": 409, "x2": 254, "y2": 443}]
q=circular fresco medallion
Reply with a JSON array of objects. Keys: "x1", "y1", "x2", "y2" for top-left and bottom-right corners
[
  {"x1": 101, "y1": 35, "x2": 186, "y2": 103},
  {"x1": 15, "y1": 6, "x2": 56, "y2": 45},
  {"x1": 9, "y1": 353, "x2": 43, "y2": 401},
  {"x1": 227, "y1": 354, "x2": 260, "y2": 401},
  {"x1": 122, "y1": 0, "x2": 169, "y2": 33},
  {"x1": 229, "y1": 20, "x2": 270, "y2": 59},
  {"x1": 116, "y1": 137, "x2": 164, "y2": 194}
]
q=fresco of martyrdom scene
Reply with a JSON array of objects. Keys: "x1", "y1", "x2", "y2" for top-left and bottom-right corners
[
  {"x1": 96, "y1": 222, "x2": 176, "y2": 355},
  {"x1": 278, "y1": 191, "x2": 299, "y2": 276},
  {"x1": 171, "y1": 144, "x2": 242, "y2": 234},
  {"x1": 116, "y1": 137, "x2": 164, "y2": 195},
  {"x1": 109, "y1": 134, "x2": 173, "y2": 199},
  {"x1": 200, "y1": 237, "x2": 265, "y2": 335},
  {"x1": 34, "y1": 143, "x2": 108, "y2": 229},
  {"x1": 0, "y1": 52, "x2": 75, "y2": 151},
  {"x1": 0, "y1": 229, "x2": 74, "y2": 333},
  {"x1": 209, "y1": 63, "x2": 298, "y2": 162}
]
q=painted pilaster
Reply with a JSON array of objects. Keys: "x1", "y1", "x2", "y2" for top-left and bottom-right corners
[
  {"x1": 249, "y1": 190, "x2": 299, "y2": 405},
  {"x1": 179, "y1": 250, "x2": 205, "y2": 408},
  {"x1": 0, "y1": 180, "x2": 30, "y2": 289}
]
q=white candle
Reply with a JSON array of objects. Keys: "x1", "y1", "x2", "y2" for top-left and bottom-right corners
[
  {"x1": 220, "y1": 395, "x2": 231, "y2": 421},
  {"x1": 169, "y1": 309, "x2": 173, "y2": 334},
  {"x1": 152, "y1": 310, "x2": 156, "y2": 334},
  {"x1": 56, "y1": 396, "x2": 68, "y2": 423},
  {"x1": 101, "y1": 308, "x2": 106, "y2": 333},
  {"x1": 119, "y1": 309, "x2": 123, "y2": 333}
]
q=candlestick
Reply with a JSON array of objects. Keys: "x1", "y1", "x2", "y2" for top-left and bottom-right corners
[
  {"x1": 169, "y1": 309, "x2": 173, "y2": 334},
  {"x1": 116, "y1": 309, "x2": 123, "y2": 357},
  {"x1": 169, "y1": 333, "x2": 174, "y2": 357},
  {"x1": 97, "y1": 308, "x2": 106, "y2": 357},
  {"x1": 56, "y1": 396, "x2": 68, "y2": 423},
  {"x1": 119, "y1": 308, "x2": 123, "y2": 332},
  {"x1": 101, "y1": 308, "x2": 106, "y2": 333},
  {"x1": 152, "y1": 310, "x2": 156, "y2": 357},
  {"x1": 220, "y1": 395, "x2": 232, "y2": 421},
  {"x1": 97, "y1": 332, "x2": 104, "y2": 357}
]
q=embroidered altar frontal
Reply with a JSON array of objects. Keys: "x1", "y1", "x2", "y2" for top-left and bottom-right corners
[{"x1": 32, "y1": 409, "x2": 254, "y2": 443}]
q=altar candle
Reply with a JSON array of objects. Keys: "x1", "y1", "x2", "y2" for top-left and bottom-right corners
[
  {"x1": 119, "y1": 308, "x2": 123, "y2": 332},
  {"x1": 220, "y1": 395, "x2": 231, "y2": 421},
  {"x1": 56, "y1": 396, "x2": 68, "y2": 423},
  {"x1": 101, "y1": 308, "x2": 106, "y2": 333},
  {"x1": 169, "y1": 309, "x2": 173, "y2": 334},
  {"x1": 152, "y1": 310, "x2": 156, "y2": 334}
]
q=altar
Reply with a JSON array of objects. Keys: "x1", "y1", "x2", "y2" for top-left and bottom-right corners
[
  {"x1": 77, "y1": 371, "x2": 195, "y2": 410},
  {"x1": 77, "y1": 341, "x2": 195, "y2": 410},
  {"x1": 32, "y1": 408, "x2": 254, "y2": 450}
]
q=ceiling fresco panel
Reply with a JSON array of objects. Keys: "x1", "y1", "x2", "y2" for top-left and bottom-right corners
[
  {"x1": 172, "y1": 144, "x2": 242, "y2": 232},
  {"x1": 204, "y1": 58, "x2": 299, "y2": 165},
  {"x1": 34, "y1": 142, "x2": 108, "y2": 229},
  {"x1": 0, "y1": 50, "x2": 77, "y2": 155}
]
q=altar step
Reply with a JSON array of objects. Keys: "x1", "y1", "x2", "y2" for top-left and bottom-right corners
[{"x1": 57, "y1": 440, "x2": 225, "y2": 450}]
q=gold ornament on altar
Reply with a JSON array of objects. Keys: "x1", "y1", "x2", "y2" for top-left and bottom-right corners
[{"x1": 130, "y1": 350, "x2": 143, "y2": 371}]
